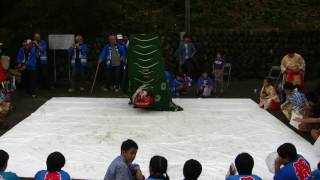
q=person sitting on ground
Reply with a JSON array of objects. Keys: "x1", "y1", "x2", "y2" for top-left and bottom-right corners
[
  {"x1": 212, "y1": 52, "x2": 225, "y2": 93},
  {"x1": 197, "y1": 72, "x2": 213, "y2": 97},
  {"x1": 0, "y1": 90, "x2": 11, "y2": 117},
  {"x1": 293, "y1": 92, "x2": 320, "y2": 132},
  {"x1": 0, "y1": 57, "x2": 13, "y2": 117},
  {"x1": 164, "y1": 70, "x2": 174, "y2": 95},
  {"x1": 259, "y1": 77, "x2": 280, "y2": 110},
  {"x1": 310, "y1": 128, "x2": 320, "y2": 142},
  {"x1": 173, "y1": 73, "x2": 192, "y2": 96},
  {"x1": 146, "y1": 155, "x2": 169, "y2": 180},
  {"x1": 104, "y1": 139, "x2": 144, "y2": 180},
  {"x1": 274, "y1": 143, "x2": 311, "y2": 180},
  {"x1": 281, "y1": 82, "x2": 306, "y2": 120},
  {"x1": 0, "y1": 150, "x2": 20, "y2": 180},
  {"x1": 183, "y1": 159, "x2": 202, "y2": 180},
  {"x1": 226, "y1": 152, "x2": 262, "y2": 180},
  {"x1": 34, "y1": 151, "x2": 70, "y2": 180}
]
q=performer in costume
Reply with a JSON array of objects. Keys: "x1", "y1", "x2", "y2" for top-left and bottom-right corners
[
  {"x1": 125, "y1": 34, "x2": 182, "y2": 111},
  {"x1": 280, "y1": 49, "x2": 305, "y2": 90},
  {"x1": 67, "y1": 35, "x2": 88, "y2": 92}
]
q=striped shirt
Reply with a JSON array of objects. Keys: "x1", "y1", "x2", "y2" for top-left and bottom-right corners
[{"x1": 283, "y1": 90, "x2": 307, "y2": 111}]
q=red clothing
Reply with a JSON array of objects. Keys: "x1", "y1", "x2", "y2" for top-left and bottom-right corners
[{"x1": 0, "y1": 62, "x2": 6, "y2": 82}]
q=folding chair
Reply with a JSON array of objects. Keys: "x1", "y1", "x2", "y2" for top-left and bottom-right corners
[
  {"x1": 267, "y1": 66, "x2": 282, "y2": 86},
  {"x1": 223, "y1": 63, "x2": 232, "y2": 87}
]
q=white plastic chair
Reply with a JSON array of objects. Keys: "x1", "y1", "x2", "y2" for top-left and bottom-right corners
[{"x1": 267, "y1": 66, "x2": 282, "y2": 86}]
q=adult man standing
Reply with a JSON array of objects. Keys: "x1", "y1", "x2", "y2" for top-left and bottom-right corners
[
  {"x1": 98, "y1": 33, "x2": 126, "y2": 92},
  {"x1": 178, "y1": 34, "x2": 197, "y2": 78},
  {"x1": 281, "y1": 49, "x2": 305, "y2": 90},
  {"x1": 33, "y1": 33, "x2": 49, "y2": 89},
  {"x1": 67, "y1": 35, "x2": 88, "y2": 92},
  {"x1": 17, "y1": 40, "x2": 37, "y2": 97}
]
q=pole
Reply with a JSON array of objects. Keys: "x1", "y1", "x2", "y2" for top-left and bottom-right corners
[
  {"x1": 90, "y1": 62, "x2": 100, "y2": 94},
  {"x1": 185, "y1": 0, "x2": 191, "y2": 34},
  {"x1": 53, "y1": 48, "x2": 56, "y2": 82}
]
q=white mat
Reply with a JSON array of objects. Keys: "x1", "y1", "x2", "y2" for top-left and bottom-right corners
[{"x1": 0, "y1": 98, "x2": 318, "y2": 180}]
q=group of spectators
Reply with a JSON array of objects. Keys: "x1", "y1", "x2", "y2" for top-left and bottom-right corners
[
  {"x1": 0, "y1": 32, "x2": 235, "y2": 105},
  {"x1": 258, "y1": 50, "x2": 320, "y2": 142},
  {"x1": 164, "y1": 34, "x2": 226, "y2": 97},
  {"x1": 13, "y1": 32, "x2": 130, "y2": 96},
  {"x1": 0, "y1": 140, "x2": 319, "y2": 180},
  {"x1": 12, "y1": 33, "x2": 225, "y2": 98}
]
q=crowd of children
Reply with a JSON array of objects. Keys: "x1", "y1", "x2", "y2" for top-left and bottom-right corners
[
  {"x1": 165, "y1": 52, "x2": 225, "y2": 98},
  {"x1": 1, "y1": 140, "x2": 319, "y2": 180}
]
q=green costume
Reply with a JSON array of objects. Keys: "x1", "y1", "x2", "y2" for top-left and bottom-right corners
[{"x1": 124, "y1": 34, "x2": 182, "y2": 111}]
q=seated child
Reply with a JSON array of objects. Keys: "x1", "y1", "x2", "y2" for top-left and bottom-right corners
[
  {"x1": 164, "y1": 70, "x2": 174, "y2": 95},
  {"x1": 274, "y1": 143, "x2": 311, "y2": 180},
  {"x1": 226, "y1": 152, "x2": 262, "y2": 180},
  {"x1": 146, "y1": 156, "x2": 169, "y2": 180},
  {"x1": 0, "y1": 58, "x2": 14, "y2": 117},
  {"x1": 104, "y1": 139, "x2": 144, "y2": 180},
  {"x1": 0, "y1": 91, "x2": 11, "y2": 117},
  {"x1": 281, "y1": 82, "x2": 307, "y2": 120},
  {"x1": 293, "y1": 92, "x2": 320, "y2": 132},
  {"x1": 34, "y1": 151, "x2": 70, "y2": 180},
  {"x1": 183, "y1": 159, "x2": 202, "y2": 180},
  {"x1": 259, "y1": 77, "x2": 280, "y2": 110},
  {"x1": 212, "y1": 52, "x2": 225, "y2": 93},
  {"x1": 197, "y1": 72, "x2": 213, "y2": 97},
  {"x1": 173, "y1": 73, "x2": 192, "y2": 96},
  {"x1": 311, "y1": 161, "x2": 320, "y2": 179},
  {"x1": 0, "y1": 150, "x2": 20, "y2": 180}
]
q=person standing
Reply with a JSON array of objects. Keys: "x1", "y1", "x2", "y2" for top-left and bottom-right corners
[
  {"x1": 178, "y1": 34, "x2": 197, "y2": 78},
  {"x1": 17, "y1": 40, "x2": 37, "y2": 97},
  {"x1": 98, "y1": 33, "x2": 126, "y2": 92},
  {"x1": 67, "y1": 35, "x2": 88, "y2": 92},
  {"x1": 281, "y1": 49, "x2": 305, "y2": 90},
  {"x1": 33, "y1": 33, "x2": 50, "y2": 89}
]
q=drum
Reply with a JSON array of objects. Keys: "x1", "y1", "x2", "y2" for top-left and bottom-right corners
[{"x1": 8, "y1": 69, "x2": 21, "y2": 76}]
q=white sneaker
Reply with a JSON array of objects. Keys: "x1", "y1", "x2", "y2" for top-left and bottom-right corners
[
  {"x1": 79, "y1": 87, "x2": 85, "y2": 91},
  {"x1": 68, "y1": 88, "x2": 74, "y2": 93},
  {"x1": 31, "y1": 94, "x2": 37, "y2": 98}
]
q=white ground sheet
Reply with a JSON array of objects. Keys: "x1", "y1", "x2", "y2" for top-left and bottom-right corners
[{"x1": 0, "y1": 98, "x2": 318, "y2": 179}]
